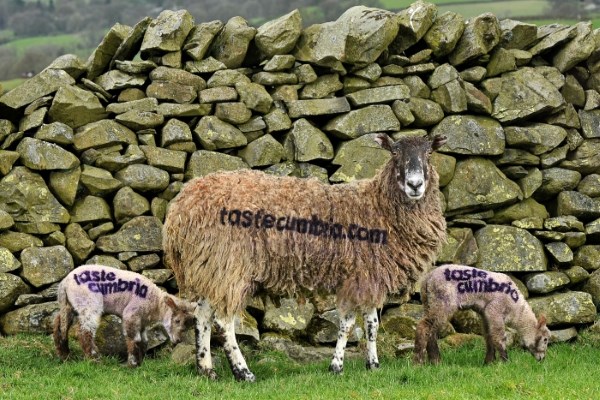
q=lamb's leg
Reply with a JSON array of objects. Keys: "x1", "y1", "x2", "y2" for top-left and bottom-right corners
[
  {"x1": 363, "y1": 307, "x2": 380, "y2": 370},
  {"x1": 77, "y1": 310, "x2": 101, "y2": 361},
  {"x1": 329, "y1": 309, "x2": 356, "y2": 374},
  {"x1": 483, "y1": 312, "x2": 508, "y2": 364},
  {"x1": 414, "y1": 317, "x2": 436, "y2": 365},
  {"x1": 481, "y1": 317, "x2": 496, "y2": 364},
  {"x1": 123, "y1": 315, "x2": 144, "y2": 368},
  {"x1": 214, "y1": 315, "x2": 256, "y2": 382},
  {"x1": 194, "y1": 299, "x2": 218, "y2": 380},
  {"x1": 53, "y1": 303, "x2": 74, "y2": 361}
]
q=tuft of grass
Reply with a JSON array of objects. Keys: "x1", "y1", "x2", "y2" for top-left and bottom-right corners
[{"x1": 1, "y1": 333, "x2": 600, "y2": 400}]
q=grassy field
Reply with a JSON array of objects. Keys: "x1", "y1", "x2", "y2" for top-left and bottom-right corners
[
  {"x1": 1, "y1": 333, "x2": 600, "y2": 400},
  {"x1": 381, "y1": 0, "x2": 550, "y2": 19},
  {"x1": 0, "y1": 33, "x2": 87, "y2": 57}
]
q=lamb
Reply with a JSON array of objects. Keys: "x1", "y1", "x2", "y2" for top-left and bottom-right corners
[
  {"x1": 413, "y1": 264, "x2": 551, "y2": 365},
  {"x1": 53, "y1": 264, "x2": 196, "y2": 367},
  {"x1": 162, "y1": 134, "x2": 447, "y2": 381}
]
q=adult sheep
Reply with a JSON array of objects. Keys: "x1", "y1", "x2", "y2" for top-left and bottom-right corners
[{"x1": 163, "y1": 134, "x2": 447, "y2": 381}]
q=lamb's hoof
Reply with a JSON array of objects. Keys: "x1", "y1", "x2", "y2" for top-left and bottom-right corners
[
  {"x1": 233, "y1": 368, "x2": 256, "y2": 382},
  {"x1": 328, "y1": 363, "x2": 343, "y2": 374},
  {"x1": 366, "y1": 361, "x2": 380, "y2": 370},
  {"x1": 198, "y1": 367, "x2": 218, "y2": 380}
]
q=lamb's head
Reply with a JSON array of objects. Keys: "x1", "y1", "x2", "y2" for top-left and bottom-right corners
[
  {"x1": 162, "y1": 296, "x2": 196, "y2": 344},
  {"x1": 375, "y1": 134, "x2": 447, "y2": 201},
  {"x1": 524, "y1": 315, "x2": 551, "y2": 361}
]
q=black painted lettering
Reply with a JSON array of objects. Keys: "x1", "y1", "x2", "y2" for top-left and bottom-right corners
[
  {"x1": 347, "y1": 224, "x2": 357, "y2": 239},
  {"x1": 357, "y1": 227, "x2": 369, "y2": 241},
  {"x1": 263, "y1": 214, "x2": 275, "y2": 229},
  {"x1": 254, "y1": 210, "x2": 263, "y2": 229},
  {"x1": 241, "y1": 210, "x2": 253, "y2": 228},
  {"x1": 228, "y1": 209, "x2": 241, "y2": 226},
  {"x1": 220, "y1": 207, "x2": 228, "y2": 225},
  {"x1": 370, "y1": 229, "x2": 387, "y2": 245},
  {"x1": 106, "y1": 272, "x2": 115, "y2": 281},
  {"x1": 92, "y1": 271, "x2": 101, "y2": 281},
  {"x1": 79, "y1": 271, "x2": 91, "y2": 283},
  {"x1": 296, "y1": 219, "x2": 309, "y2": 234},
  {"x1": 444, "y1": 269, "x2": 451, "y2": 281},
  {"x1": 276, "y1": 217, "x2": 287, "y2": 231},
  {"x1": 73, "y1": 274, "x2": 81, "y2": 285}
]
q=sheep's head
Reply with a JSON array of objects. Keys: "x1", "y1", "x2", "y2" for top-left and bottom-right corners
[
  {"x1": 163, "y1": 296, "x2": 196, "y2": 344},
  {"x1": 375, "y1": 134, "x2": 447, "y2": 201},
  {"x1": 525, "y1": 315, "x2": 551, "y2": 361}
]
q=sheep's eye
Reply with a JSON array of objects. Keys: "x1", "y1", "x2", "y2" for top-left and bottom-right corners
[
  {"x1": 392, "y1": 151, "x2": 399, "y2": 156},
  {"x1": 175, "y1": 319, "x2": 181, "y2": 324}
]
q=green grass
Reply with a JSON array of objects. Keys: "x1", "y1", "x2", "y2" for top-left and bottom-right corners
[
  {"x1": 381, "y1": 0, "x2": 550, "y2": 19},
  {"x1": 0, "y1": 34, "x2": 86, "y2": 57},
  {"x1": 0, "y1": 78, "x2": 26, "y2": 95},
  {"x1": 2, "y1": 333, "x2": 600, "y2": 400}
]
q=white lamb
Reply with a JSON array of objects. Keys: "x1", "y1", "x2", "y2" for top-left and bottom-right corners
[
  {"x1": 414, "y1": 264, "x2": 551, "y2": 365},
  {"x1": 53, "y1": 264, "x2": 196, "y2": 367}
]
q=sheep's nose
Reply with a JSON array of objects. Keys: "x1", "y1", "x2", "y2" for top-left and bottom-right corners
[{"x1": 407, "y1": 178, "x2": 423, "y2": 191}]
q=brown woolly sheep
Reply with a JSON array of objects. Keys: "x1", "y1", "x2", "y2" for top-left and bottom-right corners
[
  {"x1": 163, "y1": 134, "x2": 447, "y2": 381},
  {"x1": 414, "y1": 264, "x2": 551, "y2": 365},
  {"x1": 53, "y1": 264, "x2": 196, "y2": 367}
]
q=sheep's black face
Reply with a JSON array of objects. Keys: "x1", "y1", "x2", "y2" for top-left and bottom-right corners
[{"x1": 375, "y1": 134, "x2": 447, "y2": 201}]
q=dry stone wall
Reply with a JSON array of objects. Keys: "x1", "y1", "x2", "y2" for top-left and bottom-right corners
[{"x1": 1, "y1": 2, "x2": 600, "y2": 348}]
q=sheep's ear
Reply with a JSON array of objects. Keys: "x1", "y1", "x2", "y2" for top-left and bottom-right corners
[
  {"x1": 374, "y1": 134, "x2": 394, "y2": 151},
  {"x1": 431, "y1": 135, "x2": 447, "y2": 151},
  {"x1": 537, "y1": 314, "x2": 547, "y2": 328},
  {"x1": 165, "y1": 296, "x2": 177, "y2": 310}
]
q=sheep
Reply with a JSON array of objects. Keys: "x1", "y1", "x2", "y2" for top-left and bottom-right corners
[
  {"x1": 162, "y1": 134, "x2": 448, "y2": 381},
  {"x1": 413, "y1": 264, "x2": 551, "y2": 365},
  {"x1": 53, "y1": 264, "x2": 196, "y2": 367}
]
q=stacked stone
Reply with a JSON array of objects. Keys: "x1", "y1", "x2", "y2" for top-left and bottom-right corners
[{"x1": 1, "y1": 2, "x2": 600, "y2": 350}]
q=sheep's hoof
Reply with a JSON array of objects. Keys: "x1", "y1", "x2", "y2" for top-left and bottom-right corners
[
  {"x1": 233, "y1": 368, "x2": 256, "y2": 382},
  {"x1": 366, "y1": 361, "x2": 380, "y2": 370},
  {"x1": 199, "y1": 367, "x2": 218, "y2": 380},
  {"x1": 328, "y1": 363, "x2": 343, "y2": 374}
]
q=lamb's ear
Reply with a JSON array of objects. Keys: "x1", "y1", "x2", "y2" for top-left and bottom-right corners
[
  {"x1": 165, "y1": 296, "x2": 177, "y2": 310},
  {"x1": 374, "y1": 134, "x2": 394, "y2": 151},
  {"x1": 537, "y1": 314, "x2": 547, "y2": 328},
  {"x1": 431, "y1": 135, "x2": 447, "y2": 151}
]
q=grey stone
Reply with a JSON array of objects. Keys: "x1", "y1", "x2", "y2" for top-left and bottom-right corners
[
  {"x1": 432, "y1": 115, "x2": 504, "y2": 156},
  {"x1": 0, "y1": 69, "x2": 75, "y2": 110},
  {"x1": 106, "y1": 98, "x2": 158, "y2": 115},
  {"x1": 185, "y1": 150, "x2": 249, "y2": 180},
  {"x1": 504, "y1": 123, "x2": 567, "y2": 155},
  {"x1": 96, "y1": 216, "x2": 163, "y2": 253},
  {"x1": 94, "y1": 70, "x2": 146, "y2": 91},
  {"x1": 263, "y1": 297, "x2": 314, "y2": 335},
  {"x1": 198, "y1": 87, "x2": 238, "y2": 103},
  {"x1": 206, "y1": 70, "x2": 251, "y2": 88},
  {"x1": 288, "y1": 119, "x2": 333, "y2": 162},
  {"x1": 215, "y1": 102, "x2": 252, "y2": 125},
  {"x1": 474, "y1": 225, "x2": 547, "y2": 272},
  {"x1": 324, "y1": 105, "x2": 399, "y2": 140},
  {"x1": 64, "y1": 223, "x2": 95, "y2": 264},
  {"x1": 140, "y1": 145, "x2": 186, "y2": 173},
  {"x1": 16, "y1": 138, "x2": 79, "y2": 171},
  {"x1": 437, "y1": 227, "x2": 479, "y2": 266},
  {"x1": 74, "y1": 120, "x2": 137, "y2": 152},
  {"x1": 423, "y1": 11, "x2": 465, "y2": 58},
  {"x1": 20, "y1": 245, "x2": 73, "y2": 288},
  {"x1": 564, "y1": 266, "x2": 590, "y2": 285},
  {"x1": 210, "y1": 16, "x2": 256, "y2": 68},
  {"x1": 346, "y1": 85, "x2": 409, "y2": 107},
  {"x1": 184, "y1": 57, "x2": 227, "y2": 74},
  {"x1": 553, "y1": 22, "x2": 595, "y2": 73},
  {"x1": 237, "y1": 134, "x2": 284, "y2": 167},
  {"x1": 161, "y1": 118, "x2": 192, "y2": 147},
  {"x1": 308, "y1": 309, "x2": 362, "y2": 344},
  {"x1": 579, "y1": 110, "x2": 600, "y2": 139},
  {"x1": 489, "y1": 198, "x2": 548, "y2": 225},
  {"x1": 129, "y1": 254, "x2": 161, "y2": 272},
  {"x1": 0, "y1": 273, "x2": 30, "y2": 313},
  {"x1": 183, "y1": 20, "x2": 224, "y2": 61},
  {"x1": 560, "y1": 139, "x2": 600, "y2": 174},
  {"x1": 235, "y1": 81, "x2": 273, "y2": 113},
  {"x1": 448, "y1": 13, "x2": 501, "y2": 66},
  {"x1": 70, "y1": 196, "x2": 112, "y2": 224},
  {"x1": 286, "y1": 98, "x2": 351, "y2": 118},
  {"x1": 499, "y1": 19, "x2": 538, "y2": 50},
  {"x1": 48, "y1": 85, "x2": 107, "y2": 129},
  {"x1": 294, "y1": 6, "x2": 399, "y2": 67},
  {"x1": 35, "y1": 122, "x2": 74, "y2": 145},
  {"x1": 573, "y1": 245, "x2": 600, "y2": 271},
  {"x1": 556, "y1": 191, "x2": 600, "y2": 221},
  {"x1": 407, "y1": 97, "x2": 444, "y2": 127},
  {"x1": 536, "y1": 168, "x2": 582, "y2": 201},
  {"x1": 115, "y1": 164, "x2": 170, "y2": 193},
  {"x1": 113, "y1": 186, "x2": 150, "y2": 225},
  {"x1": 193, "y1": 116, "x2": 247, "y2": 150},
  {"x1": 0, "y1": 302, "x2": 59, "y2": 335},
  {"x1": 145, "y1": 81, "x2": 197, "y2": 104},
  {"x1": 443, "y1": 158, "x2": 522, "y2": 215},
  {"x1": 263, "y1": 108, "x2": 292, "y2": 134},
  {"x1": 330, "y1": 134, "x2": 390, "y2": 183},
  {"x1": 544, "y1": 216, "x2": 584, "y2": 232},
  {"x1": 140, "y1": 10, "x2": 194, "y2": 57},
  {"x1": 390, "y1": 1, "x2": 437, "y2": 54},
  {"x1": 80, "y1": 165, "x2": 123, "y2": 196},
  {"x1": 86, "y1": 23, "x2": 131, "y2": 80},
  {"x1": 255, "y1": 10, "x2": 302, "y2": 58},
  {"x1": 528, "y1": 291, "x2": 596, "y2": 326},
  {"x1": 492, "y1": 68, "x2": 565, "y2": 123},
  {"x1": 524, "y1": 271, "x2": 570, "y2": 294},
  {"x1": 0, "y1": 167, "x2": 70, "y2": 223}
]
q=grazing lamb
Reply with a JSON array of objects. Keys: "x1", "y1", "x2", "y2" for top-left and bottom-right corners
[
  {"x1": 414, "y1": 264, "x2": 551, "y2": 365},
  {"x1": 53, "y1": 264, "x2": 196, "y2": 367},
  {"x1": 163, "y1": 134, "x2": 447, "y2": 381}
]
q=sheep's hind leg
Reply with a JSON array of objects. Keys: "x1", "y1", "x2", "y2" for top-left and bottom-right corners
[
  {"x1": 363, "y1": 307, "x2": 380, "y2": 370},
  {"x1": 195, "y1": 299, "x2": 218, "y2": 380},
  {"x1": 329, "y1": 309, "x2": 356, "y2": 374},
  {"x1": 77, "y1": 310, "x2": 102, "y2": 362},
  {"x1": 414, "y1": 317, "x2": 434, "y2": 365},
  {"x1": 214, "y1": 315, "x2": 256, "y2": 382}
]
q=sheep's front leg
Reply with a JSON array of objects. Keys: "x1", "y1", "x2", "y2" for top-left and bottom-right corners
[
  {"x1": 329, "y1": 309, "x2": 356, "y2": 374},
  {"x1": 214, "y1": 315, "x2": 255, "y2": 382},
  {"x1": 123, "y1": 315, "x2": 144, "y2": 368},
  {"x1": 195, "y1": 299, "x2": 217, "y2": 380},
  {"x1": 482, "y1": 312, "x2": 508, "y2": 364},
  {"x1": 363, "y1": 307, "x2": 380, "y2": 370}
]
